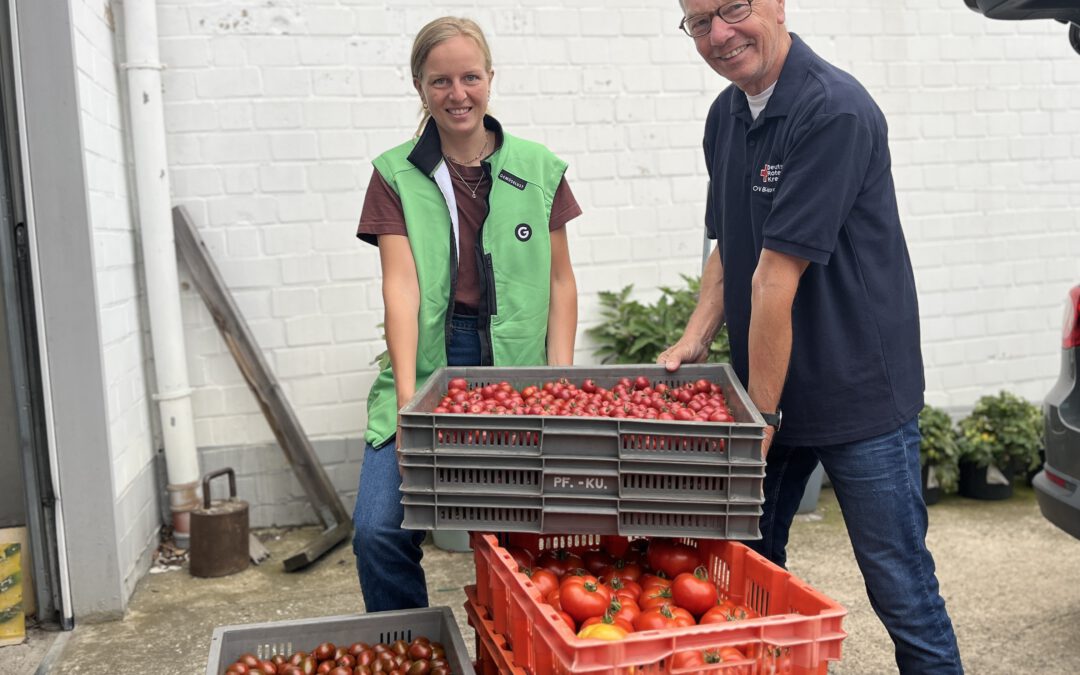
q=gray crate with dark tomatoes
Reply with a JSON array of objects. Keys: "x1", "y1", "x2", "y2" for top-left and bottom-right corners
[{"x1": 207, "y1": 606, "x2": 472, "y2": 675}]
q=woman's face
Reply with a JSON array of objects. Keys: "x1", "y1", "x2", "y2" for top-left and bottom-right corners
[{"x1": 414, "y1": 35, "x2": 493, "y2": 140}]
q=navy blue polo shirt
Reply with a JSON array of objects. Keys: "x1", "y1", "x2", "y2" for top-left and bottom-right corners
[{"x1": 703, "y1": 34, "x2": 924, "y2": 446}]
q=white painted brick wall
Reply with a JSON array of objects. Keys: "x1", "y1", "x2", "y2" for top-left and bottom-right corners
[
  {"x1": 150, "y1": 0, "x2": 1080, "y2": 453},
  {"x1": 71, "y1": 0, "x2": 159, "y2": 596}
]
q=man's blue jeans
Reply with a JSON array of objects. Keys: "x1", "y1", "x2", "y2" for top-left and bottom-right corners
[
  {"x1": 748, "y1": 416, "x2": 963, "y2": 674},
  {"x1": 352, "y1": 315, "x2": 481, "y2": 612}
]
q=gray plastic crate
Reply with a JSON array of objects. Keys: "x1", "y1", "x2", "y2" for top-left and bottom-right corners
[
  {"x1": 205, "y1": 606, "x2": 473, "y2": 675},
  {"x1": 397, "y1": 364, "x2": 766, "y2": 539},
  {"x1": 400, "y1": 452, "x2": 765, "y2": 502},
  {"x1": 401, "y1": 492, "x2": 763, "y2": 539}
]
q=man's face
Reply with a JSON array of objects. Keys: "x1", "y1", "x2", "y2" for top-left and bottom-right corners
[{"x1": 683, "y1": 0, "x2": 790, "y2": 96}]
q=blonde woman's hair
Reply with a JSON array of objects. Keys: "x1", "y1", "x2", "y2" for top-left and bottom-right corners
[{"x1": 410, "y1": 16, "x2": 493, "y2": 136}]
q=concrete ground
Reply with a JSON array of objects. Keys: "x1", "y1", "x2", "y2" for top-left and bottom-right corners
[{"x1": 9, "y1": 484, "x2": 1080, "y2": 674}]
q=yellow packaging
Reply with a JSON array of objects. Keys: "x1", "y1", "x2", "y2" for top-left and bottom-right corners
[
  {"x1": 0, "y1": 544, "x2": 19, "y2": 579},
  {"x1": 0, "y1": 543, "x2": 25, "y2": 646}
]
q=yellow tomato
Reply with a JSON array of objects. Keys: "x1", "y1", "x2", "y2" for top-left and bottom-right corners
[{"x1": 576, "y1": 623, "x2": 629, "y2": 641}]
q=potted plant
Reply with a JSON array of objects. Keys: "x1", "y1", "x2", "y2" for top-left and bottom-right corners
[
  {"x1": 956, "y1": 391, "x2": 1043, "y2": 500},
  {"x1": 917, "y1": 405, "x2": 960, "y2": 505},
  {"x1": 586, "y1": 275, "x2": 730, "y2": 365}
]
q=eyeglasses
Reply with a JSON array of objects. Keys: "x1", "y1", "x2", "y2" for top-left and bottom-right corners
[{"x1": 678, "y1": 1, "x2": 754, "y2": 38}]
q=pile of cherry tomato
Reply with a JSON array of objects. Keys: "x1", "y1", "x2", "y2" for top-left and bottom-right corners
[
  {"x1": 222, "y1": 637, "x2": 453, "y2": 675},
  {"x1": 505, "y1": 537, "x2": 769, "y2": 669},
  {"x1": 433, "y1": 376, "x2": 733, "y2": 422}
]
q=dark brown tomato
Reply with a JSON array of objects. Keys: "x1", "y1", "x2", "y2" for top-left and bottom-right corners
[
  {"x1": 348, "y1": 642, "x2": 372, "y2": 657},
  {"x1": 355, "y1": 649, "x2": 377, "y2": 666},
  {"x1": 406, "y1": 642, "x2": 432, "y2": 661},
  {"x1": 406, "y1": 660, "x2": 430, "y2": 675}
]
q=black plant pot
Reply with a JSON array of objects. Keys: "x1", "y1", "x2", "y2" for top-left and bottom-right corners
[
  {"x1": 921, "y1": 464, "x2": 943, "y2": 506},
  {"x1": 958, "y1": 461, "x2": 1014, "y2": 500}
]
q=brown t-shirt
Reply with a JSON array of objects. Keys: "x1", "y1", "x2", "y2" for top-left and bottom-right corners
[{"x1": 357, "y1": 161, "x2": 581, "y2": 313}]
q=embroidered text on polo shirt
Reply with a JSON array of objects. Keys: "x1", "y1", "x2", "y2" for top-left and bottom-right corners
[{"x1": 754, "y1": 162, "x2": 784, "y2": 193}]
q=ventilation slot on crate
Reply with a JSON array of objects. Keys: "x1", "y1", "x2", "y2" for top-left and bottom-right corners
[
  {"x1": 437, "y1": 468, "x2": 539, "y2": 489},
  {"x1": 255, "y1": 643, "x2": 294, "y2": 659},
  {"x1": 379, "y1": 628, "x2": 414, "y2": 644},
  {"x1": 439, "y1": 505, "x2": 538, "y2": 525},
  {"x1": 745, "y1": 579, "x2": 771, "y2": 618},
  {"x1": 623, "y1": 473, "x2": 726, "y2": 495},
  {"x1": 621, "y1": 433, "x2": 726, "y2": 455},
  {"x1": 535, "y1": 534, "x2": 602, "y2": 551},
  {"x1": 437, "y1": 429, "x2": 541, "y2": 448},
  {"x1": 710, "y1": 555, "x2": 733, "y2": 596},
  {"x1": 622, "y1": 512, "x2": 722, "y2": 529}
]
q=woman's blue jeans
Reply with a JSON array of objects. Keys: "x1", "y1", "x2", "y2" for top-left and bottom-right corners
[
  {"x1": 748, "y1": 416, "x2": 964, "y2": 674},
  {"x1": 352, "y1": 315, "x2": 481, "y2": 612}
]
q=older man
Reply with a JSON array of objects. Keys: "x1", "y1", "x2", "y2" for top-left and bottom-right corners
[{"x1": 660, "y1": 1, "x2": 964, "y2": 672}]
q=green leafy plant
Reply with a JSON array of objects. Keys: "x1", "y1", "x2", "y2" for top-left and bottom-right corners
[
  {"x1": 586, "y1": 275, "x2": 730, "y2": 364},
  {"x1": 917, "y1": 405, "x2": 961, "y2": 493},
  {"x1": 957, "y1": 391, "x2": 1043, "y2": 474}
]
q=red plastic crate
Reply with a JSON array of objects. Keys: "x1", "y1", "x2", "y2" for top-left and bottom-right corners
[
  {"x1": 471, "y1": 532, "x2": 847, "y2": 674},
  {"x1": 466, "y1": 587, "x2": 529, "y2": 675}
]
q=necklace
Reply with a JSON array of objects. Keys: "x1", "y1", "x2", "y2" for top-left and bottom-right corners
[
  {"x1": 443, "y1": 132, "x2": 489, "y2": 166},
  {"x1": 444, "y1": 156, "x2": 486, "y2": 198}
]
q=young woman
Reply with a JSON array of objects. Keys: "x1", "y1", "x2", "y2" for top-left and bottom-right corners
[{"x1": 352, "y1": 16, "x2": 580, "y2": 611}]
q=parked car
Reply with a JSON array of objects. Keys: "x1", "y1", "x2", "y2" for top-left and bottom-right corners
[
  {"x1": 1033, "y1": 285, "x2": 1080, "y2": 539},
  {"x1": 963, "y1": 0, "x2": 1080, "y2": 55},
  {"x1": 964, "y1": 2, "x2": 1080, "y2": 539}
]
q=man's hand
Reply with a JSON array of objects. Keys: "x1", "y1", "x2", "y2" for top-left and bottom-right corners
[
  {"x1": 658, "y1": 338, "x2": 710, "y2": 372},
  {"x1": 761, "y1": 425, "x2": 775, "y2": 459}
]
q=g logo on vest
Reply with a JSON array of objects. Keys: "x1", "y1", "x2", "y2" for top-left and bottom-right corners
[{"x1": 515, "y1": 223, "x2": 532, "y2": 242}]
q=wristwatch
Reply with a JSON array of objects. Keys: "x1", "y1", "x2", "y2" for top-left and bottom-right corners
[{"x1": 760, "y1": 409, "x2": 782, "y2": 431}]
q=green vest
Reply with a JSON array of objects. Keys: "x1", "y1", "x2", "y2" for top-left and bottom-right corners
[{"x1": 365, "y1": 118, "x2": 568, "y2": 447}]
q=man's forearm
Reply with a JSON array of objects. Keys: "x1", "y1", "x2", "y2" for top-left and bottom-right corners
[
  {"x1": 683, "y1": 246, "x2": 726, "y2": 349},
  {"x1": 746, "y1": 250, "x2": 808, "y2": 415}
]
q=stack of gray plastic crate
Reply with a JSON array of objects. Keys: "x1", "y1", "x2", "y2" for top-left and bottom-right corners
[{"x1": 397, "y1": 363, "x2": 766, "y2": 540}]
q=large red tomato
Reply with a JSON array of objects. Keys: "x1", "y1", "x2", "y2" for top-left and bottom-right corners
[
  {"x1": 639, "y1": 585, "x2": 673, "y2": 611},
  {"x1": 525, "y1": 568, "x2": 559, "y2": 599},
  {"x1": 506, "y1": 546, "x2": 534, "y2": 571},
  {"x1": 633, "y1": 604, "x2": 692, "y2": 631},
  {"x1": 536, "y1": 549, "x2": 585, "y2": 577},
  {"x1": 647, "y1": 540, "x2": 702, "y2": 579},
  {"x1": 560, "y1": 581, "x2": 612, "y2": 624},
  {"x1": 581, "y1": 549, "x2": 615, "y2": 575},
  {"x1": 670, "y1": 566, "x2": 719, "y2": 618}
]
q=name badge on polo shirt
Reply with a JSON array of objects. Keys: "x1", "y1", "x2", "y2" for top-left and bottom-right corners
[
  {"x1": 498, "y1": 169, "x2": 527, "y2": 190},
  {"x1": 753, "y1": 161, "x2": 783, "y2": 194}
]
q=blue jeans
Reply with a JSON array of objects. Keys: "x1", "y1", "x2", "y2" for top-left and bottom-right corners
[
  {"x1": 352, "y1": 315, "x2": 482, "y2": 612},
  {"x1": 747, "y1": 416, "x2": 963, "y2": 674}
]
